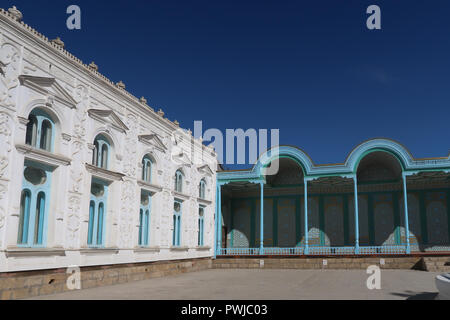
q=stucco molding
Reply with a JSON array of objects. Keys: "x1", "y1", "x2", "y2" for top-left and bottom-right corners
[
  {"x1": 16, "y1": 144, "x2": 71, "y2": 167},
  {"x1": 85, "y1": 163, "x2": 125, "y2": 182},
  {"x1": 137, "y1": 180, "x2": 163, "y2": 194},
  {"x1": 18, "y1": 74, "x2": 77, "y2": 109}
]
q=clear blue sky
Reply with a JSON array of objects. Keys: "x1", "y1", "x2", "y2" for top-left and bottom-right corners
[{"x1": 5, "y1": 1, "x2": 450, "y2": 168}]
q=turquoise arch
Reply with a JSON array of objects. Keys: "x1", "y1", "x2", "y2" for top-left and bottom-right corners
[{"x1": 217, "y1": 138, "x2": 450, "y2": 182}]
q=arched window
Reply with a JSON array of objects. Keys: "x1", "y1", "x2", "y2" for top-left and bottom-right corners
[
  {"x1": 198, "y1": 206, "x2": 205, "y2": 246},
  {"x1": 141, "y1": 155, "x2": 153, "y2": 183},
  {"x1": 139, "y1": 191, "x2": 151, "y2": 246},
  {"x1": 175, "y1": 170, "x2": 183, "y2": 193},
  {"x1": 199, "y1": 179, "x2": 206, "y2": 199},
  {"x1": 173, "y1": 201, "x2": 182, "y2": 246},
  {"x1": 92, "y1": 135, "x2": 111, "y2": 170},
  {"x1": 18, "y1": 163, "x2": 51, "y2": 247},
  {"x1": 18, "y1": 190, "x2": 31, "y2": 244},
  {"x1": 88, "y1": 180, "x2": 108, "y2": 247},
  {"x1": 25, "y1": 109, "x2": 54, "y2": 152}
]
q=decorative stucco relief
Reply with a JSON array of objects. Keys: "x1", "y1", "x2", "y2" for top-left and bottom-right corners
[
  {"x1": 0, "y1": 112, "x2": 12, "y2": 180},
  {"x1": 66, "y1": 84, "x2": 88, "y2": 247},
  {"x1": 0, "y1": 42, "x2": 20, "y2": 108},
  {"x1": 66, "y1": 195, "x2": 81, "y2": 248},
  {"x1": 160, "y1": 190, "x2": 171, "y2": 246},
  {"x1": 123, "y1": 113, "x2": 138, "y2": 177},
  {"x1": 119, "y1": 179, "x2": 136, "y2": 247}
]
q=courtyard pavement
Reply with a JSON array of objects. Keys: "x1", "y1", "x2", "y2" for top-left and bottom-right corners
[{"x1": 29, "y1": 269, "x2": 443, "y2": 300}]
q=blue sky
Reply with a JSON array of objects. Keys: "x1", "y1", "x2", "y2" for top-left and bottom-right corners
[{"x1": 5, "y1": 1, "x2": 450, "y2": 168}]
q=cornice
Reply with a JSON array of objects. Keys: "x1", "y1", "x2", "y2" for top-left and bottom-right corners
[
  {"x1": 85, "y1": 163, "x2": 125, "y2": 183},
  {"x1": 197, "y1": 198, "x2": 212, "y2": 206},
  {"x1": 172, "y1": 191, "x2": 190, "y2": 201},
  {"x1": 15, "y1": 144, "x2": 71, "y2": 167},
  {"x1": 137, "y1": 180, "x2": 163, "y2": 194}
]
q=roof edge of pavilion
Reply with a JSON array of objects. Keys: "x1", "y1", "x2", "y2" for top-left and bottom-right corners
[{"x1": 217, "y1": 138, "x2": 450, "y2": 183}]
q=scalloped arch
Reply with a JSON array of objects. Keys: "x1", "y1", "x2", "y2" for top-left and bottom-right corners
[
  {"x1": 345, "y1": 139, "x2": 414, "y2": 173},
  {"x1": 254, "y1": 145, "x2": 314, "y2": 177}
]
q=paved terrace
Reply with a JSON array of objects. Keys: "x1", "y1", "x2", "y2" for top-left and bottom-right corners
[{"x1": 29, "y1": 269, "x2": 442, "y2": 300}]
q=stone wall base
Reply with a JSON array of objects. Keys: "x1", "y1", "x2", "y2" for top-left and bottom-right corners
[
  {"x1": 0, "y1": 257, "x2": 212, "y2": 300},
  {"x1": 422, "y1": 256, "x2": 450, "y2": 272},
  {"x1": 212, "y1": 256, "x2": 444, "y2": 270}
]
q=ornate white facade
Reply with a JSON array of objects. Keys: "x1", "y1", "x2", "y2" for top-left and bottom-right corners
[{"x1": 0, "y1": 7, "x2": 217, "y2": 272}]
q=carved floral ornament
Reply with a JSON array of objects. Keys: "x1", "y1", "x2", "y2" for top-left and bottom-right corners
[{"x1": 0, "y1": 43, "x2": 20, "y2": 108}]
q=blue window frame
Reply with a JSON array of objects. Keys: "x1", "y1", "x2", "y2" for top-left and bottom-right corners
[
  {"x1": 175, "y1": 170, "x2": 183, "y2": 193},
  {"x1": 173, "y1": 200, "x2": 182, "y2": 246},
  {"x1": 18, "y1": 161, "x2": 52, "y2": 247},
  {"x1": 25, "y1": 109, "x2": 55, "y2": 152},
  {"x1": 199, "y1": 179, "x2": 206, "y2": 199},
  {"x1": 141, "y1": 156, "x2": 153, "y2": 183},
  {"x1": 88, "y1": 179, "x2": 108, "y2": 247},
  {"x1": 198, "y1": 206, "x2": 205, "y2": 246},
  {"x1": 139, "y1": 191, "x2": 151, "y2": 246},
  {"x1": 92, "y1": 135, "x2": 111, "y2": 170}
]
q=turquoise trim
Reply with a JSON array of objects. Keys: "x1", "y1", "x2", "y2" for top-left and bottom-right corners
[
  {"x1": 139, "y1": 191, "x2": 151, "y2": 246},
  {"x1": 18, "y1": 161, "x2": 52, "y2": 248},
  {"x1": 25, "y1": 109, "x2": 55, "y2": 153},
  {"x1": 141, "y1": 156, "x2": 153, "y2": 183},
  {"x1": 402, "y1": 174, "x2": 411, "y2": 253},
  {"x1": 93, "y1": 135, "x2": 111, "y2": 170},
  {"x1": 88, "y1": 177, "x2": 108, "y2": 247},
  {"x1": 259, "y1": 182, "x2": 264, "y2": 251},
  {"x1": 303, "y1": 180, "x2": 309, "y2": 254},
  {"x1": 173, "y1": 200, "x2": 182, "y2": 246},
  {"x1": 218, "y1": 140, "x2": 450, "y2": 184},
  {"x1": 198, "y1": 205, "x2": 205, "y2": 246}
]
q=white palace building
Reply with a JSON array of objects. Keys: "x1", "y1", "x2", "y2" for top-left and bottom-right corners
[
  {"x1": 0, "y1": 6, "x2": 218, "y2": 274},
  {"x1": 0, "y1": 6, "x2": 450, "y2": 299}
]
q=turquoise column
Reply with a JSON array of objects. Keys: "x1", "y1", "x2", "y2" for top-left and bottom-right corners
[
  {"x1": 304, "y1": 178, "x2": 309, "y2": 254},
  {"x1": 214, "y1": 184, "x2": 218, "y2": 258},
  {"x1": 259, "y1": 181, "x2": 264, "y2": 254},
  {"x1": 353, "y1": 176, "x2": 360, "y2": 254},
  {"x1": 217, "y1": 183, "x2": 222, "y2": 254},
  {"x1": 402, "y1": 173, "x2": 411, "y2": 254}
]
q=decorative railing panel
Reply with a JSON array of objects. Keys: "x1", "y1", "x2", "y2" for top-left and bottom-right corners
[{"x1": 218, "y1": 245, "x2": 414, "y2": 256}]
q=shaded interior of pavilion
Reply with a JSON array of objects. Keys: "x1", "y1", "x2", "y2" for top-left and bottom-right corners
[{"x1": 218, "y1": 152, "x2": 450, "y2": 255}]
